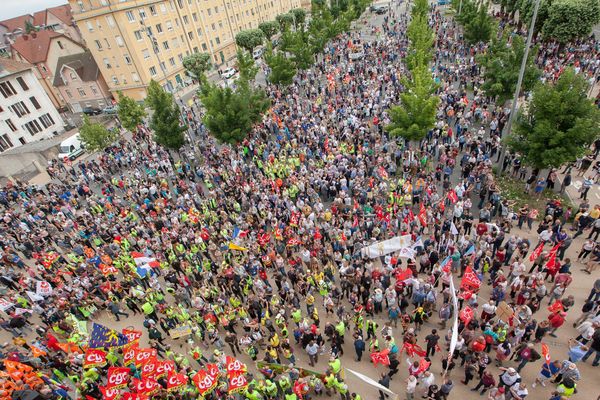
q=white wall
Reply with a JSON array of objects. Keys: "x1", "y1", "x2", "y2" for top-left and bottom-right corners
[{"x1": 0, "y1": 67, "x2": 64, "y2": 152}]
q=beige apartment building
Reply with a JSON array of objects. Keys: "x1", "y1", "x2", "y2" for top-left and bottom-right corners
[{"x1": 68, "y1": 0, "x2": 304, "y2": 101}]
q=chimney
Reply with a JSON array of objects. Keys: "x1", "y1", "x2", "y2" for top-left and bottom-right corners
[
  {"x1": 22, "y1": 34, "x2": 28, "y2": 40},
  {"x1": 31, "y1": 32, "x2": 37, "y2": 38}
]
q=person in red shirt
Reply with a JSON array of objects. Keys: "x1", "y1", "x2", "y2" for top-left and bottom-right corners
[
  {"x1": 476, "y1": 220, "x2": 488, "y2": 236},
  {"x1": 548, "y1": 311, "x2": 567, "y2": 337}
]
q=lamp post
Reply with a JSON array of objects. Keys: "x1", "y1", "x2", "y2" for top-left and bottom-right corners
[{"x1": 497, "y1": 0, "x2": 540, "y2": 172}]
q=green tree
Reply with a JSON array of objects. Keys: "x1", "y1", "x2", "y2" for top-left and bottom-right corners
[
  {"x1": 478, "y1": 34, "x2": 540, "y2": 103},
  {"x1": 259, "y1": 21, "x2": 279, "y2": 40},
  {"x1": 264, "y1": 45, "x2": 297, "y2": 86},
  {"x1": 199, "y1": 81, "x2": 270, "y2": 144},
  {"x1": 291, "y1": 8, "x2": 307, "y2": 29},
  {"x1": 235, "y1": 29, "x2": 264, "y2": 53},
  {"x1": 412, "y1": 0, "x2": 429, "y2": 18},
  {"x1": 235, "y1": 50, "x2": 258, "y2": 82},
  {"x1": 117, "y1": 91, "x2": 146, "y2": 133},
  {"x1": 79, "y1": 115, "x2": 118, "y2": 152},
  {"x1": 182, "y1": 52, "x2": 211, "y2": 82},
  {"x1": 276, "y1": 13, "x2": 294, "y2": 32},
  {"x1": 406, "y1": 14, "x2": 434, "y2": 70},
  {"x1": 281, "y1": 31, "x2": 314, "y2": 70},
  {"x1": 518, "y1": 0, "x2": 549, "y2": 33},
  {"x1": 385, "y1": 66, "x2": 439, "y2": 141},
  {"x1": 541, "y1": 0, "x2": 600, "y2": 44},
  {"x1": 506, "y1": 68, "x2": 600, "y2": 169},
  {"x1": 145, "y1": 80, "x2": 186, "y2": 150},
  {"x1": 464, "y1": 4, "x2": 495, "y2": 44}
]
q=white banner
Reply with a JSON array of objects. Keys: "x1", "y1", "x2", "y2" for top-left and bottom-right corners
[
  {"x1": 448, "y1": 275, "x2": 459, "y2": 357},
  {"x1": 0, "y1": 298, "x2": 14, "y2": 312},
  {"x1": 362, "y1": 234, "x2": 412, "y2": 258},
  {"x1": 26, "y1": 291, "x2": 44, "y2": 302},
  {"x1": 346, "y1": 368, "x2": 396, "y2": 396},
  {"x1": 36, "y1": 281, "x2": 53, "y2": 297}
]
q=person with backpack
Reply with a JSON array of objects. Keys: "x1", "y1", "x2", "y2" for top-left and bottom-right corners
[{"x1": 515, "y1": 343, "x2": 541, "y2": 372}]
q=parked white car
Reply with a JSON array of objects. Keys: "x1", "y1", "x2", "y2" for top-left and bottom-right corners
[{"x1": 221, "y1": 67, "x2": 238, "y2": 79}]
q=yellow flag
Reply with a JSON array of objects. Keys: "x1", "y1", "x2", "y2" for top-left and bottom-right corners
[{"x1": 228, "y1": 243, "x2": 248, "y2": 251}]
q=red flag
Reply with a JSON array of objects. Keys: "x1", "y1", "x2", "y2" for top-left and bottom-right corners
[
  {"x1": 225, "y1": 356, "x2": 247, "y2": 376},
  {"x1": 460, "y1": 265, "x2": 481, "y2": 291},
  {"x1": 134, "y1": 348, "x2": 157, "y2": 368},
  {"x1": 132, "y1": 377, "x2": 160, "y2": 396},
  {"x1": 402, "y1": 343, "x2": 426, "y2": 357},
  {"x1": 447, "y1": 190, "x2": 458, "y2": 204},
  {"x1": 395, "y1": 268, "x2": 413, "y2": 282},
  {"x1": 140, "y1": 357, "x2": 159, "y2": 379},
  {"x1": 459, "y1": 306, "x2": 474, "y2": 325},
  {"x1": 167, "y1": 371, "x2": 188, "y2": 391},
  {"x1": 123, "y1": 342, "x2": 138, "y2": 366},
  {"x1": 416, "y1": 358, "x2": 431, "y2": 374},
  {"x1": 155, "y1": 360, "x2": 175, "y2": 378},
  {"x1": 193, "y1": 370, "x2": 218, "y2": 396},
  {"x1": 541, "y1": 342, "x2": 551, "y2": 365},
  {"x1": 122, "y1": 328, "x2": 142, "y2": 343},
  {"x1": 370, "y1": 348, "x2": 391, "y2": 366},
  {"x1": 544, "y1": 244, "x2": 560, "y2": 271},
  {"x1": 529, "y1": 243, "x2": 544, "y2": 262},
  {"x1": 287, "y1": 237, "x2": 303, "y2": 247},
  {"x1": 106, "y1": 367, "x2": 130, "y2": 389},
  {"x1": 99, "y1": 385, "x2": 121, "y2": 400},
  {"x1": 314, "y1": 228, "x2": 322, "y2": 240},
  {"x1": 353, "y1": 215, "x2": 359, "y2": 227},
  {"x1": 290, "y1": 212, "x2": 300, "y2": 227},
  {"x1": 418, "y1": 203, "x2": 427, "y2": 226},
  {"x1": 121, "y1": 393, "x2": 147, "y2": 400},
  {"x1": 228, "y1": 371, "x2": 249, "y2": 393},
  {"x1": 83, "y1": 348, "x2": 107, "y2": 368}
]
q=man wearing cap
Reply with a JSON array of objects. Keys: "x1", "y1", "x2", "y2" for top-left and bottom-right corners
[
  {"x1": 509, "y1": 382, "x2": 528, "y2": 400},
  {"x1": 498, "y1": 367, "x2": 521, "y2": 390},
  {"x1": 487, "y1": 386, "x2": 505, "y2": 400},
  {"x1": 554, "y1": 360, "x2": 581, "y2": 384}
]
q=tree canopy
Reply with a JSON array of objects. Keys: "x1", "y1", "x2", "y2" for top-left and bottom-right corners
[
  {"x1": 182, "y1": 52, "x2": 211, "y2": 81},
  {"x1": 235, "y1": 29, "x2": 264, "y2": 53},
  {"x1": 541, "y1": 0, "x2": 600, "y2": 43},
  {"x1": 264, "y1": 44, "x2": 297, "y2": 86},
  {"x1": 506, "y1": 68, "x2": 600, "y2": 169},
  {"x1": 258, "y1": 21, "x2": 279, "y2": 40},
  {"x1": 79, "y1": 115, "x2": 118, "y2": 152},
  {"x1": 117, "y1": 91, "x2": 146, "y2": 133},
  {"x1": 146, "y1": 80, "x2": 186, "y2": 150}
]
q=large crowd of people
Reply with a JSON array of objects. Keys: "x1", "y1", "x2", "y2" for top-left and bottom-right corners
[{"x1": 1, "y1": 1, "x2": 600, "y2": 400}]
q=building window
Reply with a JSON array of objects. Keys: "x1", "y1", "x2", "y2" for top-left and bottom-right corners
[
  {"x1": 202, "y1": 43, "x2": 207, "y2": 51},
  {"x1": 215, "y1": 37, "x2": 220, "y2": 45},
  {"x1": 103, "y1": 58, "x2": 112, "y2": 69},
  {"x1": 192, "y1": 12, "x2": 198, "y2": 21},
  {"x1": 78, "y1": 88, "x2": 86, "y2": 96},
  {"x1": 163, "y1": 41, "x2": 169, "y2": 50},
  {"x1": 0, "y1": 134, "x2": 13, "y2": 151},
  {"x1": 104, "y1": 38, "x2": 111, "y2": 49},
  {"x1": 116, "y1": 35, "x2": 124, "y2": 47},
  {"x1": 211, "y1": 23, "x2": 215, "y2": 31},
  {"x1": 197, "y1": 28, "x2": 202, "y2": 36},
  {"x1": 86, "y1": 21, "x2": 94, "y2": 31},
  {"x1": 149, "y1": 5, "x2": 157, "y2": 15},
  {"x1": 169, "y1": 57, "x2": 176, "y2": 66},
  {"x1": 139, "y1": 9, "x2": 147, "y2": 20},
  {"x1": 124, "y1": 54, "x2": 132, "y2": 64},
  {"x1": 65, "y1": 89, "x2": 72, "y2": 98},
  {"x1": 188, "y1": 31, "x2": 193, "y2": 40},
  {"x1": 142, "y1": 49, "x2": 150, "y2": 59},
  {"x1": 149, "y1": 66, "x2": 157, "y2": 76},
  {"x1": 179, "y1": 54, "x2": 184, "y2": 62},
  {"x1": 134, "y1": 30, "x2": 143, "y2": 41},
  {"x1": 16, "y1": 77, "x2": 28, "y2": 91},
  {"x1": 214, "y1": 6, "x2": 218, "y2": 13},
  {"x1": 57, "y1": 40, "x2": 64, "y2": 50},
  {"x1": 166, "y1": 21, "x2": 173, "y2": 31},
  {"x1": 160, "y1": 62, "x2": 166, "y2": 72},
  {"x1": 29, "y1": 96, "x2": 41, "y2": 109},
  {"x1": 23, "y1": 120, "x2": 42, "y2": 135},
  {"x1": 126, "y1": 11, "x2": 135, "y2": 22},
  {"x1": 208, "y1": 8, "x2": 212, "y2": 16},
  {"x1": 156, "y1": 23, "x2": 163, "y2": 33},
  {"x1": 172, "y1": 38, "x2": 179, "y2": 48},
  {"x1": 9, "y1": 101, "x2": 30, "y2": 117},
  {"x1": 92, "y1": 86, "x2": 98, "y2": 95},
  {"x1": 95, "y1": 40, "x2": 102, "y2": 50},
  {"x1": 112, "y1": 76, "x2": 119, "y2": 85},
  {"x1": 0, "y1": 81, "x2": 17, "y2": 98},
  {"x1": 39, "y1": 113, "x2": 55, "y2": 128},
  {"x1": 132, "y1": 72, "x2": 140, "y2": 82},
  {"x1": 106, "y1": 15, "x2": 115, "y2": 27},
  {"x1": 5, "y1": 119, "x2": 17, "y2": 132},
  {"x1": 183, "y1": 15, "x2": 189, "y2": 24},
  {"x1": 160, "y1": 4, "x2": 167, "y2": 13}
]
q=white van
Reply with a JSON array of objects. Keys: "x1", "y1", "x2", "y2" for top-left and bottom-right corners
[{"x1": 58, "y1": 134, "x2": 85, "y2": 161}]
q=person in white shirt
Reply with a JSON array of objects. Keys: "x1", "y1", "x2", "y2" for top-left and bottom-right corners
[{"x1": 406, "y1": 375, "x2": 417, "y2": 400}]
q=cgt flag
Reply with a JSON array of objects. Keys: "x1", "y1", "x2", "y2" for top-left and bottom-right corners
[
  {"x1": 370, "y1": 348, "x2": 391, "y2": 366},
  {"x1": 541, "y1": 342, "x2": 551, "y2": 365}
]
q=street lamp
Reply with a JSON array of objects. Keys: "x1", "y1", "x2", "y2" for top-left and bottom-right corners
[{"x1": 498, "y1": 0, "x2": 541, "y2": 171}]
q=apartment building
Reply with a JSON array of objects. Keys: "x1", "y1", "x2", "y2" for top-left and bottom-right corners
[
  {"x1": 68, "y1": 0, "x2": 304, "y2": 101},
  {"x1": 0, "y1": 58, "x2": 64, "y2": 153}
]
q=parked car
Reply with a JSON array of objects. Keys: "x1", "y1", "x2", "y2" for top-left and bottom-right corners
[
  {"x1": 374, "y1": 5, "x2": 389, "y2": 13},
  {"x1": 102, "y1": 105, "x2": 118, "y2": 114},
  {"x1": 253, "y1": 47, "x2": 264, "y2": 60},
  {"x1": 82, "y1": 107, "x2": 102, "y2": 116},
  {"x1": 221, "y1": 67, "x2": 238, "y2": 79}
]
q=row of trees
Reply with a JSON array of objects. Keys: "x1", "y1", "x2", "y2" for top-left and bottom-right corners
[
  {"x1": 500, "y1": 0, "x2": 600, "y2": 44},
  {"x1": 452, "y1": 0, "x2": 495, "y2": 45},
  {"x1": 385, "y1": 0, "x2": 439, "y2": 142}
]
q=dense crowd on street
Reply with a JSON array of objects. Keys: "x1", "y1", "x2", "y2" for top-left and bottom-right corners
[{"x1": 1, "y1": 1, "x2": 600, "y2": 400}]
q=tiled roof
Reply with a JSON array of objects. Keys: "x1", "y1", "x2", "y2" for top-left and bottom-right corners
[
  {"x1": 0, "y1": 14, "x2": 33, "y2": 32},
  {"x1": 11, "y1": 30, "x2": 63, "y2": 64},
  {"x1": 0, "y1": 58, "x2": 33, "y2": 78}
]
